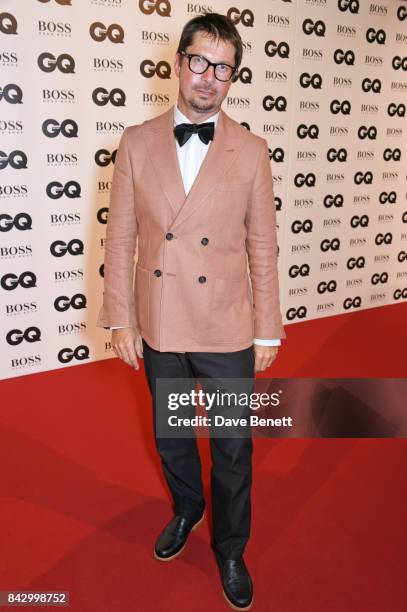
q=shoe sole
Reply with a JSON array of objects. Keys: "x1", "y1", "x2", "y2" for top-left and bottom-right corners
[
  {"x1": 222, "y1": 589, "x2": 253, "y2": 611},
  {"x1": 153, "y1": 513, "x2": 205, "y2": 562}
]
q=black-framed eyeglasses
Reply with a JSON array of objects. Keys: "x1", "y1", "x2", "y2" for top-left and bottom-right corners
[{"x1": 180, "y1": 51, "x2": 238, "y2": 82}]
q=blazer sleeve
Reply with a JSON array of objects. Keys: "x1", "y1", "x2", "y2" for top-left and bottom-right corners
[
  {"x1": 96, "y1": 127, "x2": 139, "y2": 329},
  {"x1": 245, "y1": 138, "x2": 286, "y2": 340}
]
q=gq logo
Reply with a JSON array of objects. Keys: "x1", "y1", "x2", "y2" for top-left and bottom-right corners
[
  {"x1": 294, "y1": 173, "x2": 316, "y2": 187},
  {"x1": 264, "y1": 41, "x2": 289, "y2": 59},
  {"x1": 366, "y1": 28, "x2": 386, "y2": 44},
  {"x1": 354, "y1": 171, "x2": 373, "y2": 185},
  {"x1": 302, "y1": 19, "x2": 325, "y2": 36},
  {"x1": 95, "y1": 149, "x2": 117, "y2": 166},
  {"x1": 54, "y1": 293, "x2": 87, "y2": 312},
  {"x1": 375, "y1": 232, "x2": 392, "y2": 245},
  {"x1": 324, "y1": 194, "x2": 343, "y2": 208},
  {"x1": 289, "y1": 264, "x2": 310, "y2": 278},
  {"x1": 97, "y1": 207, "x2": 108, "y2": 224},
  {"x1": 330, "y1": 99, "x2": 351, "y2": 115},
  {"x1": 297, "y1": 124, "x2": 319, "y2": 139},
  {"x1": 42, "y1": 119, "x2": 78, "y2": 138},
  {"x1": 392, "y1": 56, "x2": 407, "y2": 71},
  {"x1": 0, "y1": 12, "x2": 18, "y2": 35},
  {"x1": 394, "y1": 288, "x2": 407, "y2": 300},
  {"x1": 138, "y1": 0, "x2": 171, "y2": 17},
  {"x1": 347, "y1": 256, "x2": 365, "y2": 270},
  {"x1": 358, "y1": 126, "x2": 377, "y2": 140},
  {"x1": 50, "y1": 239, "x2": 84, "y2": 257},
  {"x1": 321, "y1": 238, "x2": 340, "y2": 251},
  {"x1": 6, "y1": 326, "x2": 41, "y2": 346},
  {"x1": 0, "y1": 150, "x2": 27, "y2": 169},
  {"x1": 92, "y1": 87, "x2": 126, "y2": 106},
  {"x1": 37, "y1": 52, "x2": 75, "y2": 73},
  {"x1": 58, "y1": 345, "x2": 90, "y2": 363},
  {"x1": 338, "y1": 0, "x2": 359, "y2": 13},
  {"x1": 286, "y1": 306, "x2": 307, "y2": 321},
  {"x1": 317, "y1": 280, "x2": 337, "y2": 294},
  {"x1": 388, "y1": 103, "x2": 405, "y2": 117},
  {"x1": 383, "y1": 148, "x2": 401, "y2": 162},
  {"x1": 46, "y1": 181, "x2": 81, "y2": 199},
  {"x1": 379, "y1": 192, "x2": 397, "y2": 204},
  {"x1": 362, "y1": 78, "x2": 381, "y2": 93},
  {"x1": 1, "y1": 271, "x2": 37, "y2": 290},
  {"x1": 0, "y1": 84, "x2": 23, "y2": 104},
  {"x1": 371, "y1": 272, "x2": 388, "y2": 285},
  {"x1": 0, "y1": 212, "x2": 32, "y2": 231},
  {"x1": 226, "y1": 8, "x2": 254, "y2": 27},
  {"x1": 343, "y1": 296, "x2": 362, "y2": 310},
  {"x1": 327, "y1": 148, "x2": 347, "y2": 162},
  {"x1": 90, "y1": 22, "x2": 124, "y2": 43},
  {"x1": 292, "y1": 219, "x2": 312, "y2": 233},
  {"x1": 262, "y1": 96, "x2": 287, "y2": 111},
  {"x1": 334, "y1": 49, "x2": 355, "y2": 65},
  {"x1": 140, "y1": 59, "x2": 171, "y2": 79},
  {"x1": 350, "y1": 215, "x2": 369, "y2": 228},
  {"x1": 299, "y1": 73, "x2": 322, "y2": 89},
  {"x1": 236, "y1": 67, "x2": 252, "y2": 84},
  {"x1": 268, "y1": 147, "x2": 284, "y2": 162}
]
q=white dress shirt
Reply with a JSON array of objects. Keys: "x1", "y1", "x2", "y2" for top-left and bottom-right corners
[{"x1": 112, "y1": 103, "x2": 282, "y2": 348}]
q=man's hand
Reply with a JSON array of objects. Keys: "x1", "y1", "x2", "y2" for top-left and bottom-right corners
[
  {"x1": 253, "y1": 344, "x2": 279, "y2": 373},
  {"x1": 111, "y1": 327, "x2": 143, "y2": 370}
]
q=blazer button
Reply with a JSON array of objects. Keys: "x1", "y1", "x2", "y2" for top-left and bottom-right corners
[
  {"x1": 198, "y1": 275, "x2": 206, "y2": 283},
  {"x1": 154, "y1": 269, "x2": 162, "y2": 277},
  {"x1": 201, "y1": 237, "x2": 209, "y2": 245},
  {"x1": 166, "y1": 232, "x2": 174, "y2": 240}
]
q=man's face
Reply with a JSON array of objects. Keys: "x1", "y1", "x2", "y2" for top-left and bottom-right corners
[{"x1": 174, "y1": 30, "x2": 236, "y2": 117}]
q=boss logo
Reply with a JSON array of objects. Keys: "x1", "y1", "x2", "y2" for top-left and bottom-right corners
[
  {"x1": 90, "y1": 22, "x2": 124, "y2": 43},
  {"x1": 289, "y1": 264, "x2": 310, "y2": 278},
  {"x1": 0, "y1": 84, "x2": 23, "y2": 104},
  {"x1": 394, "y1": 288, "x2": 407, "y2": 300},
  {"x1": 292, "y1": 219, "x2": 313, "y2": 234},
  {"x1": 297, "y1": 124, "x2": 319, "y2": 139},
  {"x1": 1, "y1": 271, "x2": 36, "y2": 290},
  {"x1": 388, "y1": 103, "x2": 405, "y2": 117},
  {"x1": 6, "y1": 326, "x2": 41, "y2": 346},
  {"x1": 354, "y1": 171, "x2": 373, "y2": 185},
  {"x1": 317, "y1": 280, "x2": 337, "y2": 294},
  {"x1": 330, "y1": 99, "x2": 351, "y2": 115},
  {"x1": 362, "y1": 78, "x2": 381, "y2": 93},
  {"x1": 398, "y1": 251, "x2": 407, "y2": 263},
  {"x1": 0, "y1": 213, "x2": 32, "y2": 232},
  {"x1": 334, "y1": 49, "x2": 355, "y2": 65},
  {"x1": 138, "y1": 0, "x2": 171, "y2": 17},
  {"x1": 371, "y1": 272, "x2": 388, "y2": 285},
  {"x1": 286, "y1": 306, "x2": 307, "y2": 320},
  {"x1": 338, "y1": 0, "x2": 359, "y2": 13},
  {"x1": 50, "y1": 239, "x2": 84, "y2": 257},
  {"x1": 58, "y1": 345, "x2": 89, "y2": 363},
  {"x1": 383, "y1": 148, "x2": 401, "y2": 162},
  {"x1": 46, "y1": 181, "x2": 81, "y2": 199},
  {"x1": 327, "y1": 148, "x2": 347, "y2": 162},
  {"x1": 343, "y1": 296, "x2": 362, "y2": 309},
  {"x1": 299, "y1": 72, "x2": 322, "y2": 89},
  {"x1": 97, "y1": 207, "x2": 108, "y2": 224},
  {"x1": 375, "y1": 232, "x2": 392, "y2": 245},
  {"x1": 347, "y1": 256, "x2": 365, "y2": 269},
  {"x1": 92, "y1": 87, "x2": 125, "y2": 106},
  {"x1": 38, "y1": 21, "x2": 71, "y2": 35},
  {"x1": 0, "y1": 12, "x2": 17, "y2": 35},
  {"x1": 42, "y1": 89, "x2": 74, "y2": 102},
  {"x1": 0, "y1": 150, "x2": 27, "y2": 170},
  {"x1": 140, "y1": 59, "x2": 171, "y2": 79},
  {"x1": 42, "y1": 118, "x2": 78, "y2": 138},
  {"x1": 262, "y1": 95, "x2": 287, "y2": 111},
  {"x1": 302, "y1": 19, "x2": 325, "y2": 36},
  {"x1": 324, "y1": 194, "x2": 343, "y2": 208},
  {"x1": 54, "y1": 293, "x2": 87, "y2": 312},
  {"x1": 226, "y1": 8, "x2": 254, "y2": 27},
  {"x1": 269, "y1": 148, "x2": 284, "y2": 162},
  {"x1": 37, "y1": 52, "x2": 75, "y2": 74},
  {"x1": 358, "y1": 125, "x2": 377, "y2": 140},
  {"x1": 236, "y1": 67, "x2": 252, "y2": 84},
  {"x1": 378, "y1": 192, "x2": 396, "y2": 204},
  {"x1": 366, "y1": 28, "x2": 386, "y2": 44},
  {"x1": 321, "y1": 238, "x2": 340, "y2": 251},
  {"x1": 350, "y1": 215, "x2": 369, "y2": 228},
  {"x1": 392, "y1": 56, "x2": 407, "y2": 70},
  {"x1": 264, "y1": 40, "x2": 289, "y2": 58},
  {"x1": 95, "y1": 149, "x2": 117, "y2": 166},
  {"x1": 294, "y1": 173, "x2": 316, "y2": 187}
]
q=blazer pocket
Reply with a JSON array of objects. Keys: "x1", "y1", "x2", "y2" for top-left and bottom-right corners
[
  {"x1": 215, "y1": 181, "x2": 252, "y2": 192},
  {"x1": 210, "y1": 276, "x2": 254, "y2": 343},
  {"x1": 135, "y1": 263, "x2": 150, "y2": 330}
]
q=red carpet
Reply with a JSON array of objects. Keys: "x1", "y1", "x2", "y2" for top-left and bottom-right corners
[{"x1": 1, "y1": 302, "x2": 406, "y2": 611}]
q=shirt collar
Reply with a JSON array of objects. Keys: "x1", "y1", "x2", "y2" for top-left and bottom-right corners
[{"x1": 174, "y1": 103, "x2": 220, "y2": 127}]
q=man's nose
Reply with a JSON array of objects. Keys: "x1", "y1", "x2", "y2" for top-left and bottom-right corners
[{"x1": 202, "y1": 64, "x2": 216, "y2": 81}]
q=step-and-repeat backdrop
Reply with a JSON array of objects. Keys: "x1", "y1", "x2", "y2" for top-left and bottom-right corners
[{"x1": 1, "y1": 0, "x2": 406, "y2": 379}]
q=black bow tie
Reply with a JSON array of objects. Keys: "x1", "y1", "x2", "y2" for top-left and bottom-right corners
[{"x1": 174, "y1": 121, "x2": 215, "y2": 146}]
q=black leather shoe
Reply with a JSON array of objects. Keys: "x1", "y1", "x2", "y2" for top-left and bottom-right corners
[
  {"x1": 216, "y1": 557, "x2": 253, "y2": 610},
  {"x1": 154, "y1": 513, "x2": 204, "y2": 561}
]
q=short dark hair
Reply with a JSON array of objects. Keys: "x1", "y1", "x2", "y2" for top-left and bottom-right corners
[{"x1": 176, "y1": 13, "x2": 243, "y2": 77}]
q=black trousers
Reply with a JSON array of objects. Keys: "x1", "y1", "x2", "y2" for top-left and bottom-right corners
[{"x1": 142, "y1": 337, "x2": 255, "y2": 561}]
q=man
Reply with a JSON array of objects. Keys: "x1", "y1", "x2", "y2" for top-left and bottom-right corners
[{"x1": 97, "y1": 13, "x2": 286, "y2": 610}]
